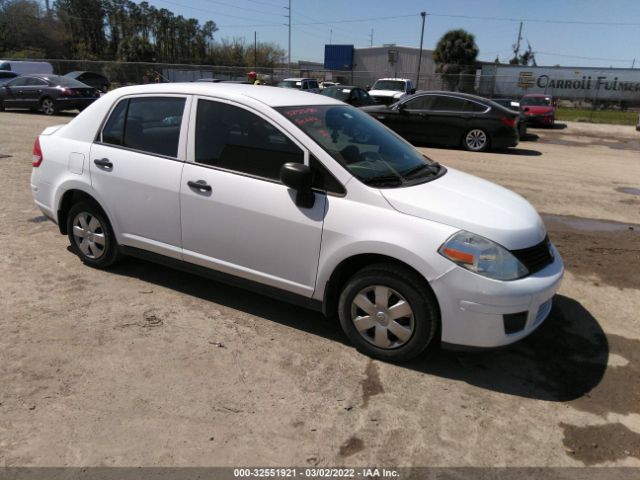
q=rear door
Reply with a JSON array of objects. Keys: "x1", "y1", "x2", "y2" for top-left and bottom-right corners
[
  {"x1": 180, "y1": 97, "x2": 326, "y2": 296},
  {"x1": 422, "y1": 95, "x2": 469, "y2": 145},
  {"x1": 90, "y1": 95, "x2": 190, "y2": 259},
  {"x1": 23, "y1": 77, "x2": 48, "y2": 107}
]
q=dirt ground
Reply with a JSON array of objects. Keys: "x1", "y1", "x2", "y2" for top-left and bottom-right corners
[{"x1": 0, "y1": 111, "x2": 639, "y2": 468}]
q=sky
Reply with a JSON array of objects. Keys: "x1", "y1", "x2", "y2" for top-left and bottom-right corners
[{"x1": 146, "y1": 0, "x2": 640, "y2": 68}]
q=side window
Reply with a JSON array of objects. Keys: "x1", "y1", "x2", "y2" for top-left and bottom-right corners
[
  {"x1": 310, "y1": 80, "x2": 319, "y2": 90},
  {"x1": 310, "y1": 156, "x2": 346, "y2": 195},
  {"x1": 25, "y1": 77, "x2": 47, "y2": 86},
  {"x1": 301, "y1": 81, "x2": 309, "y2": 90},
  {"x1": 124, "y1": 97, "x2": 185, "y2": 157},
  {"x1": 101, "y1": 99, "x2": 128, "y2": 146},
  {"x1": 431, "y1": 96, "x2": 467, "y2": 112},
  {"x1": 465, "y1": 101, "x2": 487, "y2": 113},
  {"x1": 404, "y1": 95, "x2": 434, "y2": 110},
  {"x1": 7, "y1": 77, "x2": 29, "y2": 87},
  {"x1": 195, "y1": 99, "x2": 303, "y2": 181}
]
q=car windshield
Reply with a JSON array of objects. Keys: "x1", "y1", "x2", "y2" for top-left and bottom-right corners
[
  {"x1": 321, "y1": 87, "x2": 350, "y2": 101},
  {"x1": 277, "y1": 105, "x2": 441, "y2": 188},
  {"x1": 278, "y1": 80, "x2": 301, "y2": 89},
  {"x1": 372, "y1": 80, "x2": 405, "y2": 92},
  {"x1": 520, "y1": 96, "x2": 552, "y2": 106},
  {"x1": 46, "y1": 75, "x2": 90, "y2": 87}
]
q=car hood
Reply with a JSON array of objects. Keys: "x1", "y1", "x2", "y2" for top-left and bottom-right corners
[
  {"x1": 381, "y1": 167, "x2": 546, "y2": 250},
  {"x1": 522, "y1": 105, "x2": 554, "y2": 115},
  {"x1": 369, "y1": 89, "x2": 404, "y2": 98}
]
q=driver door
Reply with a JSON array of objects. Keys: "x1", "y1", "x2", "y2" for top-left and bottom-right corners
[{"x1": 180, "y1": 97, "x2": 327, "y2": 296}]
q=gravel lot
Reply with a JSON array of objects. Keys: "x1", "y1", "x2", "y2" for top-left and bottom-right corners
[{"x1": 1, "y1": 111, "x2": 639, "y2": 468}]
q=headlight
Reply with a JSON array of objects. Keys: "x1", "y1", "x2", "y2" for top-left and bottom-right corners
[{"x1": 438, "y1": 231, "x2": 528, "y2": 280}]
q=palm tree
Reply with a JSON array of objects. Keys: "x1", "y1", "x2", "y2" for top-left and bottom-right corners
[{"x1": 432, "y1": 29, "x2": 479, "y2": 92}]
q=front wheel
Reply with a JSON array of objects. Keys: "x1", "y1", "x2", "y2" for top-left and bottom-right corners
[
  {"x1": 41, "y1": 97, "x2": 58, "y2": 116},
  {"x1": 338, "y1": 264, "x2": 438, "y2": 361},
  {"x1": 67, "y1": 201, "x2": 120, "y2": 268},
  {"x1": 463, "y1": 128, "x2": 489, "y2": 152}
]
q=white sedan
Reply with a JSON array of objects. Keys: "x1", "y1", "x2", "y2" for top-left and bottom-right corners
[{"x1": 30, "y1": 83, "x2": 563, "y2": 361}]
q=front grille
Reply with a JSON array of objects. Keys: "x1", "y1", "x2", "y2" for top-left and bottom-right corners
[
  {"x1": 510, "y1": 236, "x2": 554, "y2": 274},
  {"x1": 372, "y1": 96, "x2": 395, "y2": 105}
]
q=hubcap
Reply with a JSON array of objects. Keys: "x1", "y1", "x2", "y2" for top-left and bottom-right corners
[
  {"x1": 72, "y1": 212, "x2": 106, "y2": 259},
  {"x1": 42, "y1": 99, "x2": 54, "y2": 115},
  {"x1": 466, "y1": 129, "x2": 487, "y2": 150},
  {"x1": 350, "y1": 285, "x2": 415, "y2": 349}
]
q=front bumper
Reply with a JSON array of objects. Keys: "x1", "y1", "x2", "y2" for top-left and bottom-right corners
[
  {"x1": 526, "y1": 114, "x2": 555, "y2": 126},
  {"x1": 431, "y1": 243, "x2": 564, "y2": 348}
]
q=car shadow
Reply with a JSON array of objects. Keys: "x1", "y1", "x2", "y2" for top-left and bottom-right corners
[
  {"x1": 2, "y1": 109, "x2": 77, "y2": 117},
  {"x1": 492, "y1": 148, "x2": 542, "y2": 156},
  {"x1": 106, "y1": 256, "x2": 607, "y2": 403},
  {"x1": 406, "y1": 295, "x2": 608, "y2": 402}
]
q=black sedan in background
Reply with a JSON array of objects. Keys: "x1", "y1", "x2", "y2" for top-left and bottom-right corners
[
  {"x1": 0, "y1": 74, "x2": 100, "y2": 115},
  {"x1": 362, "y1": 91, "x2": 520, "y2": 151},
  {"x1": 321, "y1": 85, "x2": 376, "y2": 107},
  {"x1": 64, "y1": 71, "x2": 110, "y2": 92}
]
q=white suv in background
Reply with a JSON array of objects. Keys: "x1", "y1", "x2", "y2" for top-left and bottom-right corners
[
  {"x1": 368, "y1": 78, "x2": 415, "y2": 105},
  {"x1": 30, "y1": 83, "x2": 563, "y2": 361}
]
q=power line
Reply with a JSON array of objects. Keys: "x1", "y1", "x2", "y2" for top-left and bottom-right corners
[
  {"x1": 535, "y1": 51, "x2": 635, "y2": 62},
  {"x1": 427, "y1": 12, "x2": 640, "y2": 26}
]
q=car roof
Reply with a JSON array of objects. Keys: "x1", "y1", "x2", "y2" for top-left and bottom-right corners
[
  {"x1": 282, "y1": 78, "x2": 316, "y2": 81},
  {"x1": 375, "y1": 78, "x2": 410, "y2": 82},
  {"x1": 107, "y1": 82, "x2": 343, "y2": 107},
  {"x1": 325, "y1": 85, "x2": 356, "y2": 89},
  {"x1": 522, "y1": 93, "x2": 552, "y2": 98},
  {"x1": 410, "y1": 90, "x2": 492, "y2": 102}
]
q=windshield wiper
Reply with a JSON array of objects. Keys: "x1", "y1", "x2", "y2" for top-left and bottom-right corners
[
  {"x1": 363, "y1": 175, "x2": 404, "y2": 187},
  {"x1": 403, "y1": 162, "x2": 440, "y2": 179}
]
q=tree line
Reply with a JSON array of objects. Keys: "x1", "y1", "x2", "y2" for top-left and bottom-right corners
[{"x1": 0, "y1": 0, "x2": 286, "y2": 67}]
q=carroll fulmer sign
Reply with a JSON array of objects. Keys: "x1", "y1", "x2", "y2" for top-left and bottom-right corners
[{"x1": 481, "y1": 65, "x2": 640, "y2": 102}]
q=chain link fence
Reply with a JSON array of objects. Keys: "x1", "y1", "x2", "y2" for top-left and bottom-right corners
[{"x1": 5, "y1": 58, "x2": 639, "y2": 121}]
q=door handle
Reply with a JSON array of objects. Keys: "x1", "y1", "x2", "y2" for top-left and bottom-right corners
[
  {"x1": 94, "y1": 158, "x2": 113, "y2": 168},
  {"x1": 187, "y1": 180, "x2": 212, "y2": 192}
]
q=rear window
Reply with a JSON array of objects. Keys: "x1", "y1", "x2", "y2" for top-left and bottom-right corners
[{"x1": 45, "y1": 75, "x2": 90, "y2": 87}]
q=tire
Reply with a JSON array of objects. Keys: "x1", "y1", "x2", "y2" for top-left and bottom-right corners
[
  {"x1": 462, "y1": 128, "x2": 490, "y2": 152},
  {"x1": 337, "y1": 263, "x2": 439, "y2": 361},
  {"x1": 66, "y1": 201, "x2": 120, "y2": 268},
  {"x1": 40, "y1": 97, "x2": 58, "y2": 116}
]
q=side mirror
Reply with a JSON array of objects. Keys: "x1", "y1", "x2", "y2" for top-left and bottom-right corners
[
  {"x1": 397, "y1": 102, "x2": 407, "y2": 113},
  {"x1": 523, "y1": 107, "x2": 530, "y2": 113},
  {"x1": 280, "y1": 162, "x2": 315, "y2": 208},
  {"x1": 410, "y1": 88, "x2": 416, "y2": 94}
]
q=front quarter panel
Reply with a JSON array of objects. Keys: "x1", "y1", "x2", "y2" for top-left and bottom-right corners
[{"x1": 313, "y1": 190, "x2": 458, "y2": 301}]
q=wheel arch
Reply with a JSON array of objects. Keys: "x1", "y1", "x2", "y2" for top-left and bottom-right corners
[
  {"x1": 57, "y1": 188, "x2": 109, "y2": 235},
  {"x1": 321, "y1": 252, "x2": 442, "y2": 326}
]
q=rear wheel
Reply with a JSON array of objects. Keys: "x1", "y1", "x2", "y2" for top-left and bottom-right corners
[
  {"x1": 41, "y1": 97, "x2": 58, "y2": 116},
  {"x1": 463, "y1": 128, "x2": 489, "y2": 152},
  {"x1": 338, "y1": 263, "x2": 438, "y2": 361},
  {"x1": 66, "y1": 201, "x2": 120, "y2": 268}
]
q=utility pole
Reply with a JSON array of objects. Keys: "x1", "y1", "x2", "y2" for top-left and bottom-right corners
[
  {"x1": 632, "y1": 58, "x2": 636, "y2": 69},
  {"x1": 284, "y1": 0, "x2": 292, "y2": 72},
  {"x1": 44, "y1": 0, "x2": 51, "y2": 16},
  {"x1": 254, "y1": 31, "x2": 257, "y2": 70},
  {"x1": 369, "y1": 28, "x2": 374, "y2": 47},
  {"x1": 416, "y1": 12, "x2": 426, "y2": 90},
  {"x1": 513, "y1": 21, "x2": 523, "y2": 60},
  {"x1": 329, "y1": 29, "x2": 332, "y2": 44}
]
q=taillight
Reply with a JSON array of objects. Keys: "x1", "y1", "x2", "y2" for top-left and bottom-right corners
[
  {"x1": 60, "y1": 88, "x2": 75, "y2": 96},
  {"x1": 500, "y1": 116, "x2": 517, "y2": 129},
  {"x1": 32, "y1": 137, "x2": 43, "y2": 167}
]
